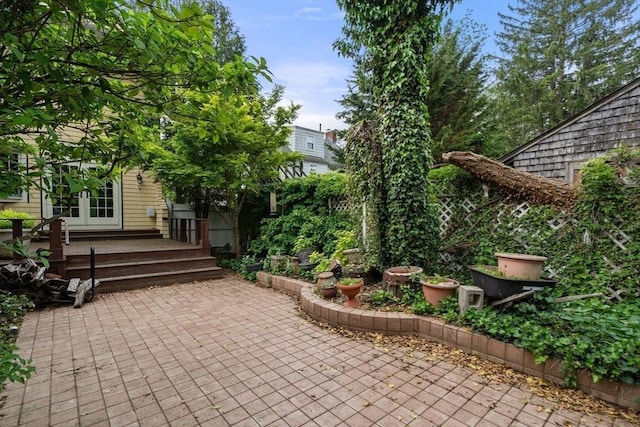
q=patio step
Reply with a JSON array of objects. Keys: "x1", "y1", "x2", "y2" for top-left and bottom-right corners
[
  {"x1": 65, "y1": 256, "x2": 218, "y2": 278},
  {"x1": 97, "y1": 267, "x2": 224, "y2": 293},
  {"x1": 64, "y1": 247, "x2": 222, "y2": 293},
  {"x1": 65, "y1": 248, "x2": 213, "y2": 266},
  {"x1": 66, "y1": 229, "x2": 163, "y2": 241}
]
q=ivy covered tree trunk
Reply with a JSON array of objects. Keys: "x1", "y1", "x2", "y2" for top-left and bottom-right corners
[{"x1": 336, "y1": 0, "x2": 453, "y2": 269}]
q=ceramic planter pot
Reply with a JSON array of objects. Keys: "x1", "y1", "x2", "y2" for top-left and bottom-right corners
[
  {"x1": 269, "y1": 255, "x2": 287, "y2": 271},
  {"x1": 321, "y1": 286, "x2": 338, "y2": 299},
  {"x1": 245, "y1": 262, "x2": 263, "y2": 273},
  {"x1": 382, "y1": 266, "x2": 423, "y2": 296},
  {"x1": 316, "y1": 272, "x2": 336, "y2": 291},
  {"x1": 337, "y1": 279, "x2": 363, "y2": 308},
  {"x1": 495, "y1": 252, "x2": 547, "y2": 280},
  {"x1": 420, "y1": 277, "x2": 460, "y2": 308}
]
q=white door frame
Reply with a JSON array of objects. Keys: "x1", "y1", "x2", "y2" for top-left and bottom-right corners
[{"x1": 42, "y1": 164, "x2": 122, "y2": 229}]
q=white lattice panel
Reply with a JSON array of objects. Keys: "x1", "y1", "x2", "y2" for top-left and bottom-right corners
[
  {"x1": 461, "y1": 198, "x2": 476, "y2": 213},
  {"x1": 438, "y1": 200, "x2": 454, "y2": 234},
  {"x1": 606, "y1": 228, "x2": 631, "y2": 251},
  {"x1": 548, "y1": 216, "x2": 566, "y2": 230},
  {"x1": 330, "y1": 198, "x2": 349, "y2": 212},
  {"x1": 511, "y1": 202, "x2": 531, "y2": 218}
]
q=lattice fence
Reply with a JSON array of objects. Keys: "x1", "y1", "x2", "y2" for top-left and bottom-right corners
[
  {"x1": 330, "y1": 195, "x2": 637, "y2": 295},
  {"x1": 436, "y1": 196, "x2": 638, "y2": 298}
]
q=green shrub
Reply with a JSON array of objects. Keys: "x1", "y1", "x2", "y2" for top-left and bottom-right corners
[
  {"x1": 250, "y1": 173, "x2": 354, "y2": 257},
  {"x1": 0, "y1": 293, "x2": 36, "y2": 391},
  {"x1": 370, "y1": 290, "x2": 396, "y2": 307},
  {"x1": 0, "y1": 209, "x2": 36, "y2": 230}
]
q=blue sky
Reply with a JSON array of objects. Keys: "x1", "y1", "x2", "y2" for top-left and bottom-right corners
[{"x1": 225, "y1": 0, "x2": 511, "y2": 132}]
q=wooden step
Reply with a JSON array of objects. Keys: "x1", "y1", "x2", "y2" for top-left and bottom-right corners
[
  {"x1": 65, "y1": 256, "x2": 218, "y2": 279},
  {"x1": 65, "y1": 248, "x2": 212, "y2": 266},
  {"x1": 66, "y1": 229, "x2": 162, "y2": 241},
  {"x1": 34, "y1": 229, "x2": 163, "y2": 242},
  {"x1": 97, "y1": 267, "x2": 224, "y2": 293}
]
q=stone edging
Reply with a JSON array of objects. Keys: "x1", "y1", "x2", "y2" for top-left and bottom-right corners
[{"x1": 256, "y1": 271, "x2": 640, "y2": 411}]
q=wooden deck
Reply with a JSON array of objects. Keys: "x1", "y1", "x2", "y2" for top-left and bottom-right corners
[{"x1": 28, "y1": 237, "x2": 202, "y2": 256}]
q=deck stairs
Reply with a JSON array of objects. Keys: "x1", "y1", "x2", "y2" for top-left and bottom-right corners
[{"x1": 61, "y1": 231, "x2": 223, "y2": 293}]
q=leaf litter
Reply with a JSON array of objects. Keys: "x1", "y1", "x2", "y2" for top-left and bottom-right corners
[{"x1": 290, "y1": 293, "x2": 640, "y2": 424}]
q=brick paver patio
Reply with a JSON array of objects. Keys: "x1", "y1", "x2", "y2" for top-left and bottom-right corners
[{"x1": 0, "y1": 278, "x2": 634, "y2": 426}]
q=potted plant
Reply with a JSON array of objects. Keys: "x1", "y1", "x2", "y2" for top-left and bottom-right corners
[
  {"x1": 310, "y1": 251, "x2": 330, "y2": 274},
  {"x1": 419, "y1": 274, "x2": 460, "y2": 308},
  {"x1": 268, "y1": 250, "x2": 287, "y2": 271},
  {"x1": 382, "y1": 266, "x2": 423, "y2": 296},
  {"x1": 320, "y1": 282, "x2": 338, "y2": 299},
  {"x1": 495, "y1": 252, "x2": 547, "y2": 280},
  {"x1": 241, "y1": 255, "x2": 263, "y2": 273},
  {"x1": 337, "y1": 277, "x2": 363, "y2": 307}
]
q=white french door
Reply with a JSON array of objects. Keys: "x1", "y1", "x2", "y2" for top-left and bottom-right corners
[{"x1": 43, "y1": 164, "x2": 122, "y2": 229}]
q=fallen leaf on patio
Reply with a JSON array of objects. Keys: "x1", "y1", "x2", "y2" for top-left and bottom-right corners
[
  {"x1": 536, "y1": 405, "x2": 543, "y2": 412},
  {"x1": 212, "y1": 405, "x2": 221, "y2": 410},
  {"x1": 387, "y1": 383, "x2": 394, "y2": 388},
  {"x1": 363, "y1": 402, "x2": 370, "y2": 407},
  {"x1": 411, "y1": 412, "x2": 418, "y2": 419}
]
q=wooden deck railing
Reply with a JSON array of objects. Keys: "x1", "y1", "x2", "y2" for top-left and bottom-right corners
[{"x1": 167, "y1": 218, "x2": 210, "y2": 249}]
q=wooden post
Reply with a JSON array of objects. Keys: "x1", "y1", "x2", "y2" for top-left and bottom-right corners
[
  {"x1": 179, "y1": 218, "x2": 187, "y2": 242},
  {"x1": 199, "y1": 219, "x2": 210, "y2": 249},
  {"x1": 12, "y1": 219, "x2": 23, "y2": 261},
  {"x1": 48, "y1": 219, "x2": 65, "y2": 277}
]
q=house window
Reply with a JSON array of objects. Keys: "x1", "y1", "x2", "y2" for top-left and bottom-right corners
[
  {"x1": 306, "y1": 136, "x2": 314, "y2": 150},
  {"x1": 309, "y1": 163, "x2": 317, "y2": 173},
  {"x1": 1, "y1": 153, "x2": 25, "y2": 201}
]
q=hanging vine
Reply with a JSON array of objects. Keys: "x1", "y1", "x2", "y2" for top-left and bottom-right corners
[{"x1": 336, "y1": 0, "x2": 455, "y2": 270}]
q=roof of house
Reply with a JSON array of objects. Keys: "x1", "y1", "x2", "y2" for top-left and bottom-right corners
[{"x1": 500, "y1": 76, "x2": 640, "y2": 165}]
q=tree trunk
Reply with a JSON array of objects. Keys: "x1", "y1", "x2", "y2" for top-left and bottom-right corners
[
  {"x1": 441, "y1": 151, "x2": 576, "y2": 209},
  {"x1": 232, "y1": 216, "x2": 241, "y2": 259}
]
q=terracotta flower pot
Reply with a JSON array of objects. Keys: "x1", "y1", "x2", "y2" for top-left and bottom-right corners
[
  {"x1": 337, "y1": 279, "x2": 363, "y2": 308},
  {"x1": 495, "y1": 252, "x2": 547, "y2": 280},
  {"x1": 421, "y1": 277, "x2": 460, "y2": 308},
  {"x1": 382, "y1": 266, "x2": 423, "y2": 296}
]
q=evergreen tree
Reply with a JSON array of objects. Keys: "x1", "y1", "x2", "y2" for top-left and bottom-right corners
[
  {"x1": 171, "y1": 0, "x2": 246, "y2": 63},
  {"x1": 428, "y1": 15, "x2": 498, "y2": 161},
  {"x1": 337, "y1": 13, "x2": 496, "y2": 162},
  {"x1": 494, "y1": 0, "x2": 640, "y2": 150}
]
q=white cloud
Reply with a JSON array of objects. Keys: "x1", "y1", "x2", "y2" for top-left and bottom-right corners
[
  {"x1": 266, "y1": 60, "x2": 350, "y2": 130},
  {"x1": 271, "y1": 62, "x2": 350, "y2": 90},
  {"x1": 299, "y1": 7, "x2": 322, "y2": 13}
]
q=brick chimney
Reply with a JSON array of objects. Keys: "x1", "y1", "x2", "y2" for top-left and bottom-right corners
[{"x1": 324, "y1": 130, "x2": 337, "y2": 143}]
